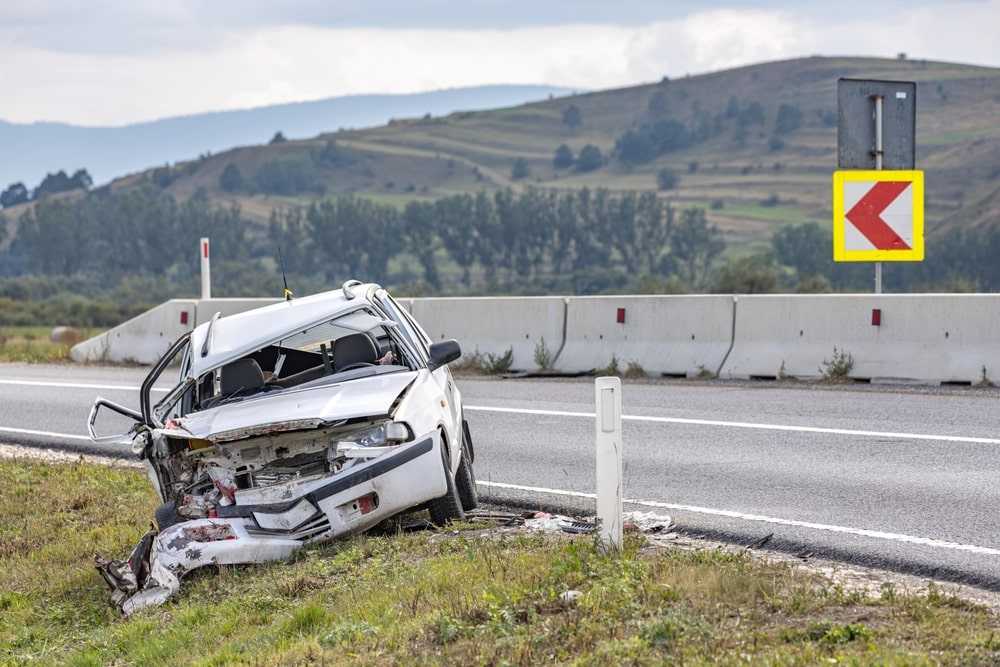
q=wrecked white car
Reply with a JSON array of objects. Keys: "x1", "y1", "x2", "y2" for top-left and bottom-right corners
[{"x1": 88, "y1": 281, "x2": 477, "y2": 614}]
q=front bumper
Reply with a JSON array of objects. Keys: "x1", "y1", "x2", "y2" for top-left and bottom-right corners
[{"x1": 97, "y1": 431, "x2": 447, "y2": 615}]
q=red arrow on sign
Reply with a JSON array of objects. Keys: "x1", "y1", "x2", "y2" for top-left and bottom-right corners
[{"x1": 845, "y1": 181, "x2": 911, "y2": 250}]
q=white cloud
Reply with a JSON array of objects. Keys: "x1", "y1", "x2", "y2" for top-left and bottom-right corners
[{"x1": 0, "y1": 2, "x2": 997, "y2": 125}]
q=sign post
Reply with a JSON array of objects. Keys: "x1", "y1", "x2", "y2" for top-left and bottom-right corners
[{"x1": 836, "y1": 79, "x2": 923, "y2": 288}]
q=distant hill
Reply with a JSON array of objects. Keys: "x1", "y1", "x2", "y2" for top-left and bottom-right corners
[
  {"x1": 0, "y1": 84, "x2": 573, "y2": 187},
  {"x1": 8, "y1": 57, "x2": 1000, "y2": 251}
]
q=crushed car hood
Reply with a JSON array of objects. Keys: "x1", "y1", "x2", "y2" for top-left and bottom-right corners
[{"x1": 177, "y1": 371, "x2": 418, "y2": 442}]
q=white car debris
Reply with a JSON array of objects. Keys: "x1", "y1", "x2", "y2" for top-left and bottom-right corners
[{"x1": 88, "y1": 281, "x2": 477, "y2": 615}]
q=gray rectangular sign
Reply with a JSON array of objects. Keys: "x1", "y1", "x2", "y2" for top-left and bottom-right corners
[{"x1": 837, "y1": 78, "x2": 916, "y2": 169}]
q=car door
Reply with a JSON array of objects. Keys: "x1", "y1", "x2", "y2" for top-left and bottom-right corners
[{"x1": 375, "y1": 292, "x2": 462, "y2": 454}]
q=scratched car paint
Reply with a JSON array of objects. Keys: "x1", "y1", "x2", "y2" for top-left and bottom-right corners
[{"x1": 89, "y1": 282, "x2": 477, "y2": 615}]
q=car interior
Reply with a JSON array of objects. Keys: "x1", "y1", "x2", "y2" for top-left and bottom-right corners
[{"x1": 195, "y1": 311, "x2": 415, "y2": 410}]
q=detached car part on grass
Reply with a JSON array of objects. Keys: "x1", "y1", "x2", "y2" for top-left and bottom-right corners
[{"x1": 89, "y1": 281, "x2": 478, "y2": 615}]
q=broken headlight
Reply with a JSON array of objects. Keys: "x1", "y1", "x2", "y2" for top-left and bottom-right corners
[
  {"x1": 333, "y1": 422, "x2": 412, "y2": 461},
  {"x1": 345, "y1": 421, "x2": 411, "y2": 447}
]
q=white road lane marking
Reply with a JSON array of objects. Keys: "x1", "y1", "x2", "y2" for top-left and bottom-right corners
[
  {"x1": 0, "y1": 426, "x2": 91, "y2": 441},
  {"x1": 2, "y1": 414, "x2": 996, "y2": 558},
  {"x1": 464, "y1": 405, "x2": 1000, "y2": 446},
  {"x1": 1, "y1": 377, "x2": 997, "y2": 445},
  {"x1": 478, "y1": 480, "x2": 1000, "y2": 557},
  {"x1": 0, "y1": 379, "x2": 167, "y2": 392}
]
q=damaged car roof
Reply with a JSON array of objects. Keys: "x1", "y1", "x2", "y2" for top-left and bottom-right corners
[{"x1": 188, "y1": 283, "x2": 381, "y2": 378}]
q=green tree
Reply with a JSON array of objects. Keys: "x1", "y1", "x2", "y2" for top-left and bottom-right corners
[
  {"x1": 670, "y1": 207, "x2": 725, "y2": 287},
  {"x1": 402, "y1": 201, "x2": 442, "y2": 289},
  {"x1": 774, "y1": 103, "x2": 802, "y2": 134},
  {"x1": 269, "y1": 131, "x2": 287, "y2": 144},
  {"x1": 219, "y1": 163, "x2": 244, "y2": 193},
  {"x1": 511, "y1": 158, "x2": 530, "y2": 180},
  {"x1": 647, "y1": 90, "x2": 669, "y2": 116},
  {"x1": 657, "y1": 168, "x2": 679, "y2": 191},
  {"x1": 32, "y1": 170, "x2": 91, "y2": 199},
  {"x1": 772, "y1": 222, "x2": 830, "y2": 278},
  {"x1": 712, "y1": 254, "x2": 779, "y2": 293},
  {"x1": 575, "y1": 145, "x2": 604, "y2": 172},
  {"x1": 0, "y1": 182, "x2": 29, "y2": 208},
  {"x1": 553, "y1": 144, "x2": 574, "y2": 169},
  {"x1": 562, "y1": 105, "x2": 582, "y2": 130}
]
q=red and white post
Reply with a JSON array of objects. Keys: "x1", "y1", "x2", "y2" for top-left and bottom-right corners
[{"x1": 200, "y1": 237, "x2": 211, "y2": 300}]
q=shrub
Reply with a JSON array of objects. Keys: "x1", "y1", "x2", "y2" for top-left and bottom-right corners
[
  {"x1": 575, "y1": 145, "x2": 604, "y2": 172},
  {"x1": 623, "y1": 361, "x2": 646, "y2": 379},
  {"x1": 774, "y1": 103, "x2": 802, "y2": 134},
  {"x1": 819, "y1": 347, "x2": 854, "y2": 381},
  {"x1": 534, "y1": 337, "x2": 554, "y2": 370},
  {"x1": 511, "y1": 158, "x2": 530, "y2": 180},
  {"x1": 657, "y1": 168, "x2": 679, "y2": 191},
  {"x1": 219, "y1": 163, "x2": 244, "y2": 193},
  {"x1": 553, "y1": 144, "x2": 575, "y2": 169},
  {"x1": 598, "y1": 354, "x2": 621, "y2": 377},
  {"x1": 562, "y1": 105, "x2": 582, "y2": 130},
  {"x1": 480, "y1": 348, "x2": 514, "y2": 375}
]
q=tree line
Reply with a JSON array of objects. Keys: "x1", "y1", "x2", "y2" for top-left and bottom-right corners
[{"x1": 2, "y1": 183, "x2": 1000, "y2": 326}]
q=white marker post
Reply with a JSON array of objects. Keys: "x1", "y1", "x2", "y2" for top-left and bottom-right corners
[
  {"x1": 200, "y1": 237, "x2": 211, "y2": 300},
  {"x1": 595, "y1": 376, "x2": 623, "y2": 552}
]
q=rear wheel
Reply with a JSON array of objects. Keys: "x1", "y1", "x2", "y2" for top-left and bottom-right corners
[
  {"x1": 455, "y1": 438, "x2": 478, "y2": 512},
  {"x1": 428, "y1": 435, "x2": 465, "y2": 526}
]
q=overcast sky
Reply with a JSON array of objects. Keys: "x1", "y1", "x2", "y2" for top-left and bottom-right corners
[{"x1": 1, "y1": 1, "x2": 996, "y2": 126}]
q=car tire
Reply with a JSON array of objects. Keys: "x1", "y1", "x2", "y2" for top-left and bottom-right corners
[
  {"x1": 428, "y1": 435, "x2": 466, "y2": 526},
  {"x1": 154, "y1": 500, "x2": 181, "y2": 531},
  {"x1": 455, "y1": 439, "x2": 478, "y2": 511}
]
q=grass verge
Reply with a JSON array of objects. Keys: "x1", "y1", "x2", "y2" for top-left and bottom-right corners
[
  {"x1": 2, "y1": 458, "x2": 999, "y2": 665},
  {"x1": 0, "y1": 327, "x2": 99, "y2": 363}
]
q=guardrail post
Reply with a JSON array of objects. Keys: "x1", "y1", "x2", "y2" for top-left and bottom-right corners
[{"x1": 595, "y1": 376, "x2": 623, "y2": 552}]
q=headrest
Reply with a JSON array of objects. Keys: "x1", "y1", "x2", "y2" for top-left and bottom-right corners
[
  {"x1": 220, "y1": 358, "x2": 265, "y2": 396},
  {"x1": 332, "y1": 333, "x2": 378, "y2": 370}
]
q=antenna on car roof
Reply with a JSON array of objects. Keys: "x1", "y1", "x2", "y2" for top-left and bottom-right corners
[{"x1": 277, "y1": 246, "x2": 293, "y2": 301}]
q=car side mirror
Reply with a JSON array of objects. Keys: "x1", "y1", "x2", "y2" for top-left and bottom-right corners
[{"x1": 428, "y1": 339, "x2": 461, "y2": 371}]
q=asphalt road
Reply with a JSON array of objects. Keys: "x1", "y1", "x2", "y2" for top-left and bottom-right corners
[{"x1": 2, "y1": 363, "x2": 999, "y2": 588}]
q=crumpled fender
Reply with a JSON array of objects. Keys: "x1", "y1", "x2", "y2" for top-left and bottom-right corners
[{"x1": 96, "y1": 519, "x2": 300, "y2": 616}]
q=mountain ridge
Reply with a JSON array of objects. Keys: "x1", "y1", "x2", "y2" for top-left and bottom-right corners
[{"x1": 0, "y1": 84, "x2": 574, "y2": 187}]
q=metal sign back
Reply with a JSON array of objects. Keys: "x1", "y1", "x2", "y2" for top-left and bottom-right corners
[{"x1": 838, "y1": 78, "x2": 916, "y2": 169}]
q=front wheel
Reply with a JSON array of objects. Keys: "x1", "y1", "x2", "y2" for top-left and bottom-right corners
[
  {"x1": 428, "y1": 435, "x2": 466, "y2": 526},
  {"x1": 455, "y1": 438, "x2": 478, "y2": 512}
]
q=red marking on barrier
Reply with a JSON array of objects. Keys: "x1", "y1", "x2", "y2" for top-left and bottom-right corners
[
  {"x1": 616, "y1": 307, "x2": 626, "y2": 324},
  {"x1": 202, "y1": 240, "x2": 209, "y2": 258},
  {"x1": 871, "y1": 308, "x2": 881, "y2": 326},
  {"x1": 845, "y1": 182, "x2": 911, "y2": 250},
  {"x1": 180, "y1": 311, "x2": 189, "y2": 325}
]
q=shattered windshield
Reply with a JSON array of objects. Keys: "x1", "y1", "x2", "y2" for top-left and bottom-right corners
[{"x1": 192, "y1": 307, "x2": 416, "y2": 411}]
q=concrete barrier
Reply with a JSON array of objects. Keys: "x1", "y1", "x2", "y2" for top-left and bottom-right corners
[
  {"x1": 70, "y1": 299, "x2": 199, "y2": 364},
  {"x1": 409, "y1": 297, "x2": 566, "y2": 370},
  {"x1": 195, "y1": 298, "x2": 281, "y2": 324},
  {"x1": 722, "y1": 294, "x2": 1000, "y2": 383},
  {"x1": 557, "y1": 295, "x2": 736, "y2": 376},
  {"x1": 70, "y1": 292, "x2": 1000, "y2": 385}
]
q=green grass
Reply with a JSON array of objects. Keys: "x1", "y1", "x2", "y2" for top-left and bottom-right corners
[
  {"x1": 0, "y1": 327, "x2": 99, "y2": 363},
  {"x1": 2, "y1": 459, "x2": 1000, "y2": 665}
]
